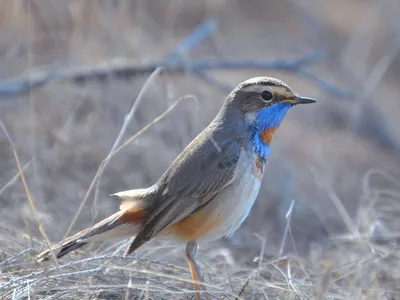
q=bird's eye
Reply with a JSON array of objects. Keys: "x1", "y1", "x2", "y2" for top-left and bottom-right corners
[{"x1": 260, "y1": 90, "x2": 273, "y2": 101}]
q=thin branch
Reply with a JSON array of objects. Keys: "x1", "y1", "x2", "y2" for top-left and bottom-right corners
[
  {"x1": 168, "y1": 19, "x2": 217, "y2": 60},
  {"x1": 237, "y1": 278, "x2": 250, "y2": 299},
  {"x1": 91, "y1": 67, "x2": 164, "y2": 221},
  {"x1": 64, "y1": 67, "x2": 163, "y2": 238},
  {"x1": 279, "y1": 200, "x2": 295, "y2": 258},
  {"x1": 0, "y1": 118, "x2": 56, "y2": 264},
  {"x1": 0, "y1": 248, "x2": 36, "y2": 267},
  {"x1": 0, "y1": 159, "x2": 33, "y2": 196},
  {"x1": 297, "y1": 70, "x2": 353, "y2": 99},
  {"x1": 0, "y1": 53, "x2": 337, "y2": 97},
  {"x1": 113, "y1": 95, "x2": 195, "y2": 156},
  {"x1": 192, "y1": 71, "x2": 232, "y2": 92},
  {"x1": 63, "y1": 78, "x2": 193, "y2": 239}
]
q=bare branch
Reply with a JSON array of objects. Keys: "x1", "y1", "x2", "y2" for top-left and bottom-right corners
[{"x1": 0, "y1": 53, "x2": 348, "y2": 98}]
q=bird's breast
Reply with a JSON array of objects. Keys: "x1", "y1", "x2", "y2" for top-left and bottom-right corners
[
  {"x1": 186, "y1": 150, "x2": 264, "y2": 242},
  {"x1": 252, "y1": 126, "x2": 277, "y2": 160},
  {"x1": 259, "y1": 127, "x2": 278, "y2": 145},
  {"x1": 164, "y1": 150, "x2": 265, "y2": 243}
]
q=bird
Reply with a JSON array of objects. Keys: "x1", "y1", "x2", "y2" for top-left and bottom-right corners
[{"x1": 37, "y1": 77, "x2": 316, "y2": 300}]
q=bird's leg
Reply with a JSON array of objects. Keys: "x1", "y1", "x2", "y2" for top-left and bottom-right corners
[{"x1": 186, "y1": 241, "x2": 210, "y2": 300}]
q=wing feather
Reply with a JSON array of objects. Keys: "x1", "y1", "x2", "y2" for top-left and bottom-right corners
[{"x1": 125, "y1": 128, "x2": 243, "y2": 254}]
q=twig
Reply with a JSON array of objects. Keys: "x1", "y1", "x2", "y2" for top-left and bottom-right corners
[
  {"x1": 54, "y1": 254, "x2": 189, "y2": 274},
  {"x1": 0, "y1": 248, "x2": 36, "y2": 267},
  {"x1": 297, "y1": 70, "x2": 353, "y2": 99},
  {"x1": 64, "y1": 68, "x2": 163, "y2": 238},
  {"x1": 0, "y1": 53, "x2": 329, "y2": 96},
  {"x1": 237, "y1": 278, "x2": 250, "y2": 299},
  {"x1": 11, "y1": 267, "x2": 104, "y2": 298},
  {"x1": 124, "y1": 276, "x2": 132, "y2": 300},
  {"x1": 106, "y1": 265, "x2": 243, "y2": 300},
  {"x1": 0, "y1": 254, "x2": 188, "y2": 292},
  {"x1": 62, "y1": 93, "x2": 191, "y2": 239},
  {"x1": 31, "y1": 283, "x2": 186, "y2": 296},
  {"x1": 0, "y1": 159, "x2": 33, "y2": 196},
  {"x1": 253, "y1": 234, "x2": 267, "y2": 278},
  {"x1": 168, "y1": 19, "x2": 217, "y2": 60},
  {"x1": 91, "y1": 67, "x2": 163, "y2": 221},
  {"x1": 113, "y1": 95, "x2": 195, "y2": 157},
  {"x1": 192, "y1": 71, "x2": 232, "y2": 92},
  {"x1": 0, "y1": 118, "x2": 56, "y2": 264},
  {"x1": 325, "y1": 185, "x2": 360, "y2": 238},
  {"x1": 278, "y1": 200, "x2": 295, "y2": 258}
]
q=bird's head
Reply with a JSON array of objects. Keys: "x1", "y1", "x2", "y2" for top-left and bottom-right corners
[
  {"x1": 228, "y1": 77, "x2": 316, "y2": 158},
  {"x1": 231, "y1": 76, "x2": 316, "y2": 125}
]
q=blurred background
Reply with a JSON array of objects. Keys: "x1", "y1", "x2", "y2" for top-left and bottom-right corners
[{"x1": 0, "y1": 0, "x2": 400, "y2": 298}]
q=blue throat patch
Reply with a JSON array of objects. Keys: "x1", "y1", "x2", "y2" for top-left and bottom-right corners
[{"x1": 252, "y1": 103, "x2": 292, "y2": 159}]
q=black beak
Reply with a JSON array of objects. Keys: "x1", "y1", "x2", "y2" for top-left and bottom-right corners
[{"x1": 296, "y1": 96, "x2": 316, "y2": 104}]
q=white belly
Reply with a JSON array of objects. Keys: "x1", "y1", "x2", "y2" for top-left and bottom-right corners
[{"x1": 199, "y1": 151, "x2": 263, "y2": 242}]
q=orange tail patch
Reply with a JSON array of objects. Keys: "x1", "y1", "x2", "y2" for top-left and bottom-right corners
[{"x1": 120, "y1": 207, "x2": 145, "y2": 224}]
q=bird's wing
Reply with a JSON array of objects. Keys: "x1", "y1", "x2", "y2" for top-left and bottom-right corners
[{"x1": 125, "y1": 129, "x2": 242, "y2": 254}]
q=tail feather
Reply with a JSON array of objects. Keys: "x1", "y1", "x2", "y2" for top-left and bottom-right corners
[
  {"x1": 53, "y1": 241, "x2": 88, "y2": 260},
  {"x1": 112, "y1": 185, "x2": 157, "y2": 211},
  {"x1": 37, "y1": 208, "x2": 144, "y2": 262},
  {"x1": 37, "y1": 187, "x2": 155, "y2": 263}
]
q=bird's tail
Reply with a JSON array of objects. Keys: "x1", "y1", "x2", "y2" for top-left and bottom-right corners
[{"x1": 37, "y1": 187, "x2": 155, "y2": 262}]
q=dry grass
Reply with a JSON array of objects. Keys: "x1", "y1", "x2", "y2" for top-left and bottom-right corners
[
  {"x1": 0, "y1": 233, "x2": 399, "y2": 299},
  {"x1": 0, "y1": 0, "x2": 400, "y2": 299}
]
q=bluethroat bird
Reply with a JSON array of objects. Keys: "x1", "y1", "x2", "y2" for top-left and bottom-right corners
[{"x1": 37, "y1": 77, "x2": 315, "y2": 299}]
